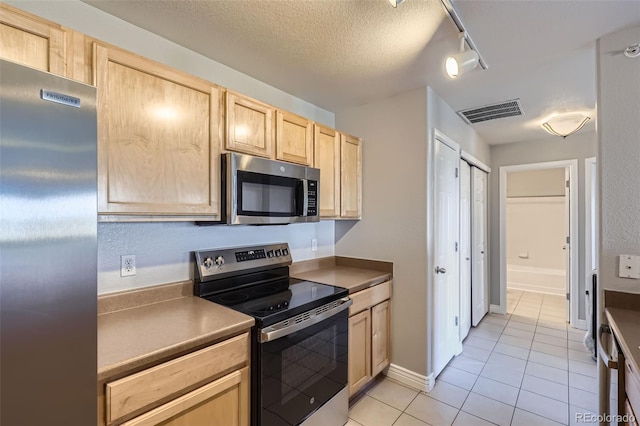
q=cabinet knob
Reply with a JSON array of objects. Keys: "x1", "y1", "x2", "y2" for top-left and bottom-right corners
[{"x1": 435, "y1": 266, "x2": 447, "y2": 274}]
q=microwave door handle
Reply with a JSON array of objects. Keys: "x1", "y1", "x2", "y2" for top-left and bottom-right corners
[{"x1": 302, "y1": 179, "x2": 309, "y2": 217}]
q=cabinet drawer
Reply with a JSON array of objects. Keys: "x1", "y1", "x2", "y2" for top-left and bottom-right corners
[
  {"x1": 121, "y1": 367, "x2": 249, "y2": 426},
  {"x1": 106, "y1": 333, "x2": 249, "y2": 424},
  {"x1": 626, "y1": 360, "x2": 640, "y2": 417},
  {"x1": 349, "y1": 280, "x2": 391, "y2": 316}
]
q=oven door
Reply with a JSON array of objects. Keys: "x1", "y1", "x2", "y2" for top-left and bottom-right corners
[{"x1": 257, "y1": 306, "x2": 349, "y2": 426}]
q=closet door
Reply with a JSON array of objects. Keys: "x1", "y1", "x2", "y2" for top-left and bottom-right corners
[
  {"x1": 459, "y1": 161, "x2": 472, "y2": 339},
  {"x1": 471, "y1": 167, "x2": 489, "y2": 326}
]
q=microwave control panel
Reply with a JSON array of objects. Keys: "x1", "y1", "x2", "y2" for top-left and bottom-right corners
[{"x1": 307, "y1": 180, "x2": 317, "y2": 216}]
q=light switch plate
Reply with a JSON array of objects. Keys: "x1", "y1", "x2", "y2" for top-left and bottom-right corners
[{"x1": 618, "y1": 255, "x2": 640, "y2": 279}]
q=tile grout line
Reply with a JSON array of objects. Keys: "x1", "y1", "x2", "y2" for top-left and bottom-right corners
[
  {"x1": 352, "y1": 290, "x2": 595, "y2": 426},
  {"x1": 509, "y1": 289, "x2": 530, "y2": 426}
]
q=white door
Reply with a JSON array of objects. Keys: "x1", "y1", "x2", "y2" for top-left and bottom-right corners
[
  {"x1": 565, "y1": 168, "x2": 571, "y2": 322},
  {"x1": 433, "y1": 138, "x2": 460, "y2": 377},
  {"x1": 471, "y1": 167, "x2": 488, "y2": 326},
  {"x1": 459, "y1": 160, "x2": 472, "y2": 340}
]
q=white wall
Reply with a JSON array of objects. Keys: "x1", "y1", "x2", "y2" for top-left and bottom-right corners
[
  {"x1": 506, "y1": 197, "x2": 566, "y2": 295},
  {"x1": 507, "y1": 169, "x2": 566, "y2": 198},
  {"x1": 507, "y1": 197, "x2": 566, "y2": 270},
  {"x1": 426, "y1": 87, "x2": 490, "y2": 165},
  {"x1": 597, "y1": 25, "x2": 640, "y2": 300},
  {"x1": 8, "y1": 0, "x2": 337, "y2": 294},
  {"x1": 489, "y1": 131, "x2": 596, "y2": 319},
  {"x1": 335, "y1": 87, "x2": 429, "y2": 377},
  {"x1": 98, "y1": 221, "x2": 334, "y2": 294},
  {"x1": 334, "y1": 86, "x2": 489, "y2": 378}
]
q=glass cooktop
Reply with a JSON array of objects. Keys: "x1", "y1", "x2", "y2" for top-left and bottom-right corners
[{"x1": 204, "y1": 278, "x2": 348, "y2": 327}]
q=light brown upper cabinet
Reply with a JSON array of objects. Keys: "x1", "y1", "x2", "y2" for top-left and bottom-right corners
[
  {"x1": 226, "y1": 91, "x2": 274, "y2": 159},
  {"x1": 313, "y1": 124, "x2": 341, "y2": 218},
  {"x1": 0, "y1": 3, "x2": 65, "y2": 76},
  {"x1": 93, "y1": 43, "x2": 223, "y2": 219},
  {"x1": 340, "y1": 133, "x2": 362, "y2": 219},
  {"x1": 276, "y1": 110, "x2": 313, "y2": 166}
]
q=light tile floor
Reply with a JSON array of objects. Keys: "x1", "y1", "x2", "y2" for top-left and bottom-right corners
[{"x1": 347, "y1": 289, "x2": 607, "y2": 426}]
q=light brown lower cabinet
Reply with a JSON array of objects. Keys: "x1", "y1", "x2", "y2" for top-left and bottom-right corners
[
  {"x1": 371, "y1": 300, "x2": 391, "y2": 377},
  {"x1": 348, "y1": 281, "x2": 392, "y2": 397},
  {"x1": 121, "y1": 367, "x2": 249, "y2": 426},
  {"x1": 102, "y1": 332, "x2": 250, "y2": 426},
  {"x1": 348, "y1": 309, "x2": 372, "y2": 396}
]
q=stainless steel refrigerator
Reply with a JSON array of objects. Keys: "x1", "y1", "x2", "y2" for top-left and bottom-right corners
[{"x1": 0, "y1": 59, "x2": 97, "y2": 425}]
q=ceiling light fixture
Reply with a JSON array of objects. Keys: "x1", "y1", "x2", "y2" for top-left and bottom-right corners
[
  {"x1": 624, "y1": 43, "x2": 640, "y2": 58},
  {"x1": 446, "y1": 32, "x2": 479, "y2": 78},
  {"x1": 388, "y1": 0, "x2": 405, "y2": 8},
  {"x1": 541, "y1": 113, "x2": 591, "y2": 138}
]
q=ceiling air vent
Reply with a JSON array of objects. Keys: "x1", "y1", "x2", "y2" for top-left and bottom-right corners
[{"x1": 457, "y1": 99, "x2": 524, "y2": 124}]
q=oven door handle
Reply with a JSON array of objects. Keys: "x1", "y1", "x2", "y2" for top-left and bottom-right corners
[
  {"x1": 598, "y1": 324, "x2": 619, "y2": 369},
  {"x1": 259, "y1": 297, "x2": 352, "y2": 343}
]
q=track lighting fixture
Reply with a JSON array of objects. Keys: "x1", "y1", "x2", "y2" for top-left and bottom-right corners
[
  {"x1": 541, "y1": 113, "x2": 591, "y2": 138},
  {"x1": 446, "y1": 32, "x2": 479, "y2": 78}
]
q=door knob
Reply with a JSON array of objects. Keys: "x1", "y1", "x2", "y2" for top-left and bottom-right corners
[{"x1": 435, "y1": 266, "x2": 447, "y2": 274}]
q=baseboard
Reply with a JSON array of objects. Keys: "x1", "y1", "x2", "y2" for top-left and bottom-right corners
[
  {"x1": 385, "y1": 364, "x2": 434, "y2": 392},
  {"x1": 490, "y1": 304, "x2": 505, "y2": 314},
  {"x1": 572, "y1": 319, "x2": 587, "y2": 331}
]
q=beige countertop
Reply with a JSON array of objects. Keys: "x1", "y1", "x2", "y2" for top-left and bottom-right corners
[
  {"x1": 98, "y1": 295, "x2": 253, "y2": 382},
  {"x1": 290, "y1": 257, "x2": 392, "y2": 294},
  {"x1": 605, "y1": 307, "x2": 640, "y2": 378}
]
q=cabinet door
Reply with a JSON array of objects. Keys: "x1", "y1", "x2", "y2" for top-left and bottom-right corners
[
  {"x1": 226, "y1": 91, "x2": 273, "y2": 158},
  {"x1": 340, "y1": 133, "x2": 362, "y2": 218},
  {"x1": 276, "y1": 110, "x2": 313, "y2": 165},
  {"x1": 314, "y1": 125, "x2": 340, "y2": 218},
  {"x1": 0, "y1": 4, "x2": 65, "y2": 75},
  {"x1": 94, "y1": 43, "x2": 222, "y2": 217},
  {"x1": 348, "y1": 310, "x2": 371, "y2": 397},
  {"x1": 371, "y1": 300, "x2": 391, "y2": 377},
  {"x1": 121, "y1": 367, "x2": 249, "y2": 426}
]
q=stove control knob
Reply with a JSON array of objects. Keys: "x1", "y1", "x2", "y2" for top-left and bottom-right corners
[
  {"x1": 203, "y1": 257, "x2": 214, "y2": 270},
  {"x1": 214, "y1": 256, "x2": 225, "y2": 268}
]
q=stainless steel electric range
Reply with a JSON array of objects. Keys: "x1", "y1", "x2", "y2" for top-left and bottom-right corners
[{"x1": 194, "y1": 243, "x2": 351, "y2": 426}]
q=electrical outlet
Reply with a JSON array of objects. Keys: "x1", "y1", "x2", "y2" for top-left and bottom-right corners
[
  {"x1": 311, "y1": 239, "x2": 318, "y2": 252},
  {"x1": 121, "y1": 255, "x2": 136, "y2": 277}
]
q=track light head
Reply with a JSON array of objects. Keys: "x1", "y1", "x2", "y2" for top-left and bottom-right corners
[
  {"x1": 446, "y1": 49, "x2": 479, "y2": 78},
  {"x1": 388, "y1": 0, "x2": 405, "y2": 7}
]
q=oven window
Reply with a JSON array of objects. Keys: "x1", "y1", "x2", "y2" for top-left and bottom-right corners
[
  {"x1": 259, "y1": 310, "x2": 348, "y2": 426},
  {"x1": 237, "y1": 171, "x2": 300, "y2": 217}
]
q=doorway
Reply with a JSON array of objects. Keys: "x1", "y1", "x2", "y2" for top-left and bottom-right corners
[{"x1": 499, "y1": 160, "x2": 579, "y2": 327}]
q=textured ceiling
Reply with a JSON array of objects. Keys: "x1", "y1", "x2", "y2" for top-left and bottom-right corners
[{"x1": 84, "y1": 0, "x2": 640, "y2": 145}]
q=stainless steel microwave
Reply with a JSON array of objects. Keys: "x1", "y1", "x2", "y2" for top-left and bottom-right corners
[{"x1": 222, "y1": 153, "x2": 320, "y2": 225}]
